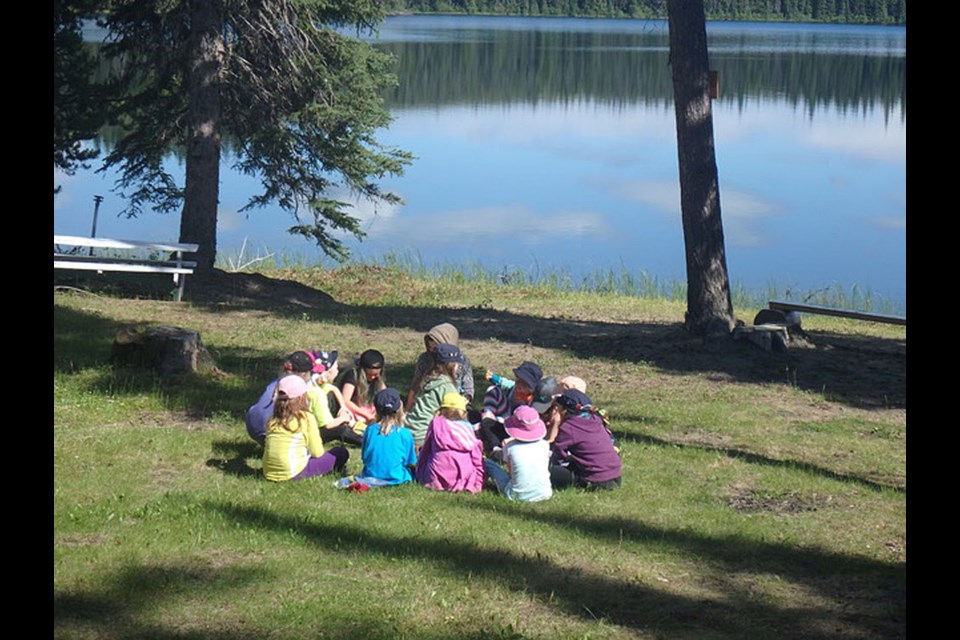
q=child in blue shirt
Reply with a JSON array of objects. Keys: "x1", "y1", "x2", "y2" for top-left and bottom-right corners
[{"x1": 359, "y1": 388, "x2": 418, "y2": 485}]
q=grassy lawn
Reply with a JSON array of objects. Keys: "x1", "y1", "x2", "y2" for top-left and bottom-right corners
[{"x1": 54, "y1": 266, "x2": 906, "y2": 639}]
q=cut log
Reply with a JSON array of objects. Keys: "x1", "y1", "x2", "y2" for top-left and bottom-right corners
[{"x1": 111, "y1": 325, "x2": 214, "y2": 374}]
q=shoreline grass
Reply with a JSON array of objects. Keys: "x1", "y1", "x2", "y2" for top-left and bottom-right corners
[
  {"x1": 216, "y1": 247, "x2": 907, "y2": 317},
  {"x1": 54, "y1": 268, "x2": 905, "y2": 639}
]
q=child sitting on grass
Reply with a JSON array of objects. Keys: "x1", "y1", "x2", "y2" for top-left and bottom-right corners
[
  {"x1": 246, "y1": 350, "x2": 315, "y2": 447},
  {"x1": 359, "y1": 388, "x2": 417, "y2": 486},
  {"x1": 262, "y1": 375, "x2": 349, "y2": 482},
  {"x1": 483, "y1": 405, "x2": 553, "y2": 503},
  {"x1": 308, "y1": 349, "x2": 364, "y2": 446},
  {"x1": 479, "y1": 360, "x2": 543, "y2": 455},
  {"x1": 339, "y1": 349, "x2": 388, "y2": 428},
  {"x1": 416, "y1": 392, "x2": 485, "y2": 493},
  {"x1": 549, "y1": 389, "x2": 621, "y2": 491},
  {"x1": 405, "y1": 343, "x2": 465, "y2": 449}
]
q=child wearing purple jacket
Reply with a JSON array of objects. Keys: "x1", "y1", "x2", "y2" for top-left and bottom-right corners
[{"x1": 549, "y1": 389, "x2": 622, "y2": 491}]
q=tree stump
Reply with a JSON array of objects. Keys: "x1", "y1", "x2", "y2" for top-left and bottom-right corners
[{"x1": 111, "y1": 325, "x2": 214, "y2": 374}]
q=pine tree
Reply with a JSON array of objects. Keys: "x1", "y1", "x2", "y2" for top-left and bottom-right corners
[
  {"x1": 54, "y1": 0, "x2": 106, "y2": 186},
  {"x1": 99, "y1": 0, "x2": 412, "y2": 270}
]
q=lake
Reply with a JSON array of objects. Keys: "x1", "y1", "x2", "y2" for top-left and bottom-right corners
[{"x1": 54, "y1": 15, "x2": 906, "y2": 312}]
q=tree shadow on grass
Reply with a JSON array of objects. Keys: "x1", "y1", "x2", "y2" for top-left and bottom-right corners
[
  {"x1": 55, "y1": 298, "x2": 426, "y2": 422},
  {"x1": 614, "y1": 431, "x2": 906, "y2": 493},
  {"x1": 207, "y1": 439, "x2": 262, "y2": 478},
  {"x1": 455, "y1": 499, "x2": 905, "y2": 637},
  {"x1": 54, "y1": 562, "x2": 268, "y2": 640},
  {"x1": 56, "y1": 278, "x2": 906, "y2": 413},
  {"x1": 207, "y1": 501, "x2": 904, "y2": 640},
  {"x1": 180, "y1": 270, "x2": 906, "y2": 412},
  {"x1": 53, "y1": 559, "x2": 526, "y2": 640}
]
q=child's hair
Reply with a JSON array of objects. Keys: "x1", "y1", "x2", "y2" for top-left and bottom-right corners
[
  {"x1": 439, "y1": 406, "x2": 467, "y2": 421},
  {"x1": 373, "y1": 387, "x2": 405, "y2": 436},
  {"x1": 269, "y1": 393, "x2": 311, "y2": 433},
  {"x1": 378, "y1": 408, "x2": 406, "y2": 436},
  {"x1": 416, "y1": 360, "x2": 457, "y2": 393}
]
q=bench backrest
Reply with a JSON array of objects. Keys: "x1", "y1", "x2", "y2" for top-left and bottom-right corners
[{"x1": 54, "y1": 235, "x2": 200, "y2": 254}]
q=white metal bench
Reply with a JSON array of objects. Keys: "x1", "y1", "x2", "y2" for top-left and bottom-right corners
[{"x1": 54, "y1": 235, "x2": 199, "y2": 302}]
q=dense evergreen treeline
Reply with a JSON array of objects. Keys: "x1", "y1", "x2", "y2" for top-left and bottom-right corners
[
  {"x1": 375, "y1": 27, "x2": 905, "y2": 124},
  {"x1": 382, "y1": 0, "x2": 906, "y2": 25}
]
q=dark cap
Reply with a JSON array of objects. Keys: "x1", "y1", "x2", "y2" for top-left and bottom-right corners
[
  {"x1": 557, "y1": 389, "x2": 592, "y2": 414},
  {"x1": 434, "y1": 343, "x2": 465, "y2": 364},
  {"x1": 285, "y1": 350, "x2": 315, "y2": 373},
  {"x1": 374, "y1": 388, "x2": 402, "y2": 415},
  {"x1": 314, "y1": 350, "x2": 338, "y2": 369},
  {"x1": 358, "y1": 349, "x2": 385, "y2": 369},
  {"x1": 530, "y1": 376, "x2": 559, "y2": 413},
  {"x1": 512, "y1": 361, "x2": 542, "y2": 389}
]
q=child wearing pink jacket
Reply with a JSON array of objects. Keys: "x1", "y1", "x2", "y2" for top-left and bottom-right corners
[{"x1": 415, "y1": 392, "x2": 485, "y2": 493}]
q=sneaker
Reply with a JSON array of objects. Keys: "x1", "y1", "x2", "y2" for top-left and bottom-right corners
[{"x1": 490, "y1": 446, "x2": 503, "y2": 463}]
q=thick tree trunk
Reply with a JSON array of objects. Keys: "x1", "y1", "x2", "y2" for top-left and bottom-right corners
[
  {"x1": 179, "y1": 0, "x2": 224, "y2": 272},
  {"x1": 667, "y1": 0, "x2": 735, "y2": 337}
]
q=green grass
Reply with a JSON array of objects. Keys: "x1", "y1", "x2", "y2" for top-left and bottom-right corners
[{"x1": 54, "y1": 268, "x2": 905, "y2": 639}]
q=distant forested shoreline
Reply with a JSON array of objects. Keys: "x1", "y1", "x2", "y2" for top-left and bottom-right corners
[{"x1": 382, "y1": 1, "x2": 906, "y2": 25}]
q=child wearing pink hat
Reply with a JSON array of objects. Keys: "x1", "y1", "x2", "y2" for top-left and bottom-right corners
[
  {"x1": 262, "y1": 375, "x2": 349, "y2": 482},
  {"x1": 483, "y1": 405, "x2": 553, "y2": 502}
]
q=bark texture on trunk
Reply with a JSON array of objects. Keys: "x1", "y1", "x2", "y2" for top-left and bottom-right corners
[
  {"x1": 667, "y1": 0, "x2": 735, "y2": 337},
  {"x1": 179, "y1": 0, "x2": 224, "y2": 272}
]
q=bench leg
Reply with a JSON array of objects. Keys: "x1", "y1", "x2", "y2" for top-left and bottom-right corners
[{"x1": 175, "y1": 274, "x2": 186, "y2": 302}]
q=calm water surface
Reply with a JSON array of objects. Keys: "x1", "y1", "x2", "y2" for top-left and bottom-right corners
[{"x1": 54, "y1": 16, "x2": 906, "y2": 311}]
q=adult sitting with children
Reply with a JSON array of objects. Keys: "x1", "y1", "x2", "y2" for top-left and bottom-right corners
[{"x1": 406, "y1": 323, "x2": 475, "y2": 410}]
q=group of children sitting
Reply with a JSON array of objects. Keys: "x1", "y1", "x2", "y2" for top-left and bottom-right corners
[{"x1": 245, "y1": 322, "x2": 622, "y2": 501}]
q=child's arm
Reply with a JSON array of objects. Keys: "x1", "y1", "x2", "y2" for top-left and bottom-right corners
[
  {"x1": 484, "y1": 370, "x2": 515, "y2": 391},
  {"x1": 328, "y1": 385, "x2": 355, "y2": 424},
  {"x1": 308, "y1": 387, "x2": 350, "y2": 429},
  {"x1": 303, "y1": 414, "x2": 326, "y2": 458}
]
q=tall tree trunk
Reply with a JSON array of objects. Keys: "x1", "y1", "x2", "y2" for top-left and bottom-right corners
[
  {"x1": 667, "y1": 0, "x2": 736, "y2": 337},
  {"x1": 179, "y1": 0, "x2": 224, "y2": 272}
]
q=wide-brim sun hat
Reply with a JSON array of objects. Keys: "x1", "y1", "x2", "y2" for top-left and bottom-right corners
[
  {"x1": 504, "y1": 405, "x2": 547, "y2": 442},
  {"x1": 559, "y1": 375, "x2": 587, "y2": 393}
]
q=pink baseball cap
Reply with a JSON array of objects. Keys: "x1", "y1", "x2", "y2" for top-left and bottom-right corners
[{"x1": 277, "y1": 375, "x2": 309, "y2": 399}]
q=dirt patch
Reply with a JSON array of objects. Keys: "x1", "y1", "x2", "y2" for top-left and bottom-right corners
[
  {"x1": 56, "y1": 533, "x2": 110, "y2": 547},
  {"x1": 726, "y1": 485, "x2": 834, "y2": 515}
]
